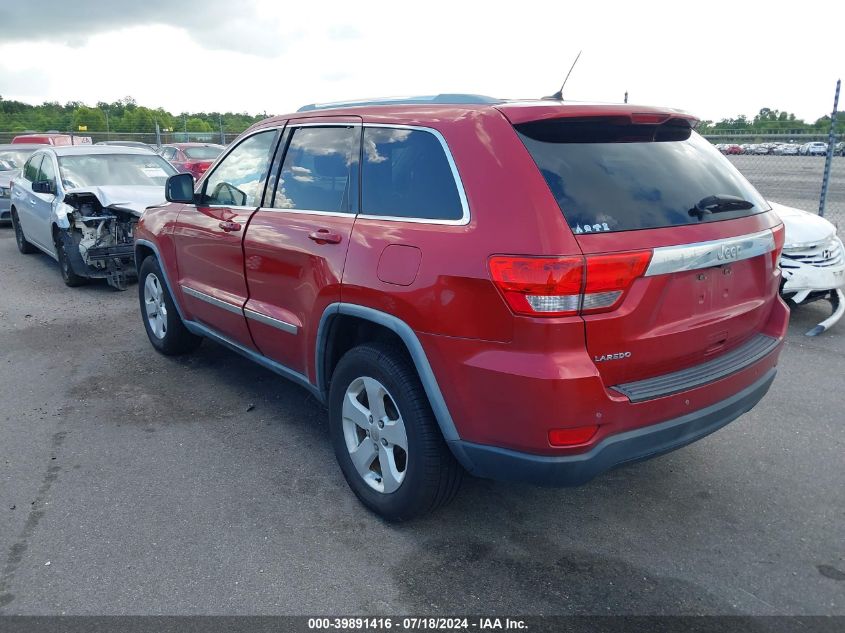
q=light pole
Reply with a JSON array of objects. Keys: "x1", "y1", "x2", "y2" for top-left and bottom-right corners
[{"x1": 104, "y1": 107, "x2": 110, "y2": 140}]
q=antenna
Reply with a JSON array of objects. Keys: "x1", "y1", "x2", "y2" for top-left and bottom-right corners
[{"x1": 544, "y1": 50, "x2": 582, "y2": 101}]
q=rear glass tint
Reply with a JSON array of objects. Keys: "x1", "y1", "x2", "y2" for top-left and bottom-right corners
[
  {"x1": 362, "y1": 127, "x2": 463, "y2": 221},
  {"x1": 515, "y1": 119, "x2": 768, "y2": 233},
  {"x1": 184, "y1": 146, "x2": 224, "y2": 160}
]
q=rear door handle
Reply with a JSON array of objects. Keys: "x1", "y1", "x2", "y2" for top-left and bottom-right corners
[
  {"x1": 308, "y1": 229, "x2": 342, "y2": 244},
  {"x1": 219, "y1": 220, "x2": 241, "y2": 232}
]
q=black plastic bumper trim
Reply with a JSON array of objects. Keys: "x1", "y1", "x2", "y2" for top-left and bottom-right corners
[
  {"x1": 448, "y1": 367, "x2": 777, "y2": 487},
  {"x1": 611, "y1": 334, "x2": 780, "y2": 403}
]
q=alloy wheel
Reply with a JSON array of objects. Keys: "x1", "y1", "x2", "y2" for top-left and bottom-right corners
[
  {"x1": 143, "y1": 273, "x2": 168, "y2": 339},
  {"x1": 341, "y1": 376, "x2": 409, "y2": 493}
]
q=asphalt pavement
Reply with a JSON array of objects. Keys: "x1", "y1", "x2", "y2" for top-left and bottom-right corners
[{"x1": 0, "y1": 227, "x2": 843, "y2": 616}]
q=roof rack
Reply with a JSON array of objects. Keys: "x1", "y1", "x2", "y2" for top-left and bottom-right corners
[{"x1": 297, "y1": 94, "x2": 502, "y2": 112}]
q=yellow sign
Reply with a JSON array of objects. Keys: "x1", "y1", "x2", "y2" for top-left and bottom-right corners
[{"x1": 78, "y1": 125, "x2": 87, "y2": 131}]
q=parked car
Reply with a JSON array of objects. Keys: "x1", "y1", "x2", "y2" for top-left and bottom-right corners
[
  {"x1": 0, "y1": 144, "x2": 41, "y2": 222},
  {"x1": 773, "y1": 144, "x2": 799, "y2": 156},
  {"x1": 771, "y1": 202, "x2": 844, "y2": 336},
  {"x1": 12, "y1": 133, "x2": 92, "y2": 146},
  {"x1": 135, "y1": 95, "x2": 788, "y2": 520},
  {"x1": 725, "y1": 144, "x2": 743, "y2": 155},
  {"x1": 96, "y1": 140, "x2": 156, "y2": 150},
  {"x1": 157, "y1": 143, "x2": 225, "y2": 179},
  {"x1": 799, "y1": 142, "x2": 828, "y2": 156},
  {"x1": 751, "y1": 144, "x2": 770, "y2": 155},
  {"x1": 835, "y1": 141, "x2": 845, "y2": 157},
  {"x1": 10, "y1": 146, "x2": 176, "y2": 289}
]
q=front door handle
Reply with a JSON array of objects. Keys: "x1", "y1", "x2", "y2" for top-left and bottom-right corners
[
  {"x1": 219, "y1": 220, "x2": 241, "y2": 232},
  {"x1": 308, "y1": 229, "x2": 342, "y2": 244}
]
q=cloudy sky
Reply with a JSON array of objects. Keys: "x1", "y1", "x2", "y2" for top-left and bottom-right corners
[{"x1": 0, "y1": 0, "x2": 841, "y2": 122}]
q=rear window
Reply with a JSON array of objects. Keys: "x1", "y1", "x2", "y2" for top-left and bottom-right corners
[
  {"x1": 184, "y1": 146, "x2": 224, "y2": 159},
  {"x1": 515, "y1": 119, "x2": 768, "y2": 233},
  {"x1": 183, "y1": 145, "x2": 224, "y2": 160}
]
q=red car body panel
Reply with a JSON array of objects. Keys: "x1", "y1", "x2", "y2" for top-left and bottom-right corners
[{"x1": 136, "y1": 100, "x2": 788, "y2": 483}]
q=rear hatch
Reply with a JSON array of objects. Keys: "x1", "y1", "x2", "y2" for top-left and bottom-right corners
[{"x1": 506, "y1": 109, "x2": 782, "y2": 387}]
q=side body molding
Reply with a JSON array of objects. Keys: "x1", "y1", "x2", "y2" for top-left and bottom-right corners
[
  {"x1": 316, "y1": 303, "x2": 460, "y2": 443},
  {"x1": 131, "y1": 248, "x2": 461, "y2": 446}
]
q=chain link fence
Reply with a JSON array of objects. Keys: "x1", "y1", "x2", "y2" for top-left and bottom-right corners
[
  {"x1": 702, "y1": 134, "x2": 843, "y2": 228},
  {"x1": 0, "y1": 130, "x2": 242, "y2": 146}
]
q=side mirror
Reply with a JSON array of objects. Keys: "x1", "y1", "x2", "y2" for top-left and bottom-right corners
[
  {"x1": 32, "y1": 180, "x2": 56, "y2": 195},
  {"x1": 165, "y1": 173, "x2": 195, "y2": 203}
]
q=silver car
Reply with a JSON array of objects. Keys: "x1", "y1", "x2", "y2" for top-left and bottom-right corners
[
  {"x1": 0, "y1": 144, "x2": 42, "y2": 222},
  {"x1": 10, "y1": 145, "x2": 177, "y2": 289}
]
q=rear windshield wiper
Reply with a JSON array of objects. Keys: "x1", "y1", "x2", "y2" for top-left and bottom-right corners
[{"x1": 689, "y1": 194, "x2": 755, "y2": 219}]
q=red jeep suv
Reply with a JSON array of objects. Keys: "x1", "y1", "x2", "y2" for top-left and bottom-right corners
[{"x1": 135, "y1": 95, "x2": 788, "y2": 520}]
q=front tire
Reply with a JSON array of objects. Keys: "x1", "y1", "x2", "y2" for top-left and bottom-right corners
[
  {"x1": 329, "y1": 342, "x2": 463, "y2": 521},
  {"x1": 11, "y1": 210, "x2": 37, "y2": 254},
  {"x1": 55, "y1": 232, "x2": 87, "y2": 287},
  {"x1": 138, "y1": 256, "x2": 202, "y2": 355}
]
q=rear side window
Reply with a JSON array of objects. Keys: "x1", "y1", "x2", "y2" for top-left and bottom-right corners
[
  {"x1": 273, "y1": 126, "x2": 359, "y2": 213},
  {"x1": 515, "y1": 119, "x2": 768, "y2": 233},
  {"x1": 362, "y1": 127, "x2": 463, "y2": 221},
  {"x1": 23, "y1": 155, "x2": 43, "y2": 182}
]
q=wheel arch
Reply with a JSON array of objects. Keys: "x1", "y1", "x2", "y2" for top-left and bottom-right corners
[
  {"x1": 316, "y1": 303, "x2": 460, "y2": 443},
  {"x1": 134, "y1": 239, "x2": 187, "y2": 322}
]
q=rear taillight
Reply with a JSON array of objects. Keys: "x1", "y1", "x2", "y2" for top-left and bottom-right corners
[
  {"x1": 771, "y1": 224, "x2": 785, "y2": 268},
  {"x1": 489, "y1": 251, "x2": 652, "y2": 317}
]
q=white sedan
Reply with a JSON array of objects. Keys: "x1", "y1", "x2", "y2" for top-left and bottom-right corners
[{"x1": 770, "y1": 202, "x2": 845, "y2": 335}]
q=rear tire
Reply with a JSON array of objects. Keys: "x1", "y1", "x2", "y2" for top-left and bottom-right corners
[
  {"x1": 11, "y1": 210, "x2": 37, "y2": 254},
  {"x1": 328, "y1": 342, "x2": 463, "y2": 521},
  {"x1": 55, "y1": 232, "x2": 87, "y2": 287},
  {"x1": 138, "y1": 256, "x2": 202, "y2": 355}
]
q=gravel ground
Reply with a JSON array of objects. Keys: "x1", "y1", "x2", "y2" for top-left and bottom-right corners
[{"x1": 0, "y1": 227, "x2": 843, "y2": 616}]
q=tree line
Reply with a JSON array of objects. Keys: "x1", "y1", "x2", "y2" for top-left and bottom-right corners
[
  {"x1": 697, "y1": 107, "x2": 844, "y2": 135},
  {"x1": 0, "y1": 96, "x2": 267, "y2": 134},
  {"x1": 1, "y1": 98, "x2": 841, "y2": 137}
]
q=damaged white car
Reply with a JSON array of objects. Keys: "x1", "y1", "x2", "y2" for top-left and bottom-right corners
[
  {"x1": 10, "y1": 146, "x2": 176, "y2": 289},
  {"x1": 770, "y1": 201, "x2": 845, "y2": 336}
]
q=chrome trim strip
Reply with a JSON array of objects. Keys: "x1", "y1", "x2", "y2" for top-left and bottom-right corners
[
  {"x1": 361, "y1": 124, "x2": 471, "y2": 226},
  {"x1": 645, "y1": 229, "x2": 775, "y2": 277},
  {"x1": 244, "y1": 308, "x2": 298, "y2": 335},
  {"x1": 258, "y1": 207, "x2": 353, "y2": 218},
  {"x1": 181, "y1": 285, "x2": 243, "y2": 316}
]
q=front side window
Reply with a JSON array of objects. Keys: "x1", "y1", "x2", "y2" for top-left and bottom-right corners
[
  {"x1": 202, "y1": 130, "x2": 278, "y2": 207},
  {"x1": 361, "y1": 127, "x2": 463, "y2": 221},
  {"x1": 37, "y1": 155, "x2": 56, "y2": 184},
  {"x1": 272, "y1": 126, "x2": 359, "y2": 213},
  {"x1": 58, "y1": 154, "x2": 177, "y2": 189},
  {"x1": 23, "y1": 154, "x2": 43, "y2": 182}
]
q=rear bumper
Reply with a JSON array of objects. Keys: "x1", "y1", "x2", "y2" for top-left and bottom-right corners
[{"x1": 450, "y1": 367, "x2": 777, "y2": 486}]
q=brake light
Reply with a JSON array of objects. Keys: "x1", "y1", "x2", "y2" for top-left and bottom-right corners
[
  {"x1": 583, "y1": 251, "x2": 652, "y2": 313},
  {"x1": 489, "y1": 251, "x2": 652, "y2": 317},
  {"x1": 770, "y1": 224, "x2": 785, "y2": 269},
  {"x1": 488, "y1": 256, "x2": 583, "y2": 316}
]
